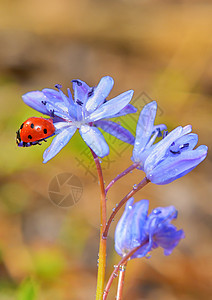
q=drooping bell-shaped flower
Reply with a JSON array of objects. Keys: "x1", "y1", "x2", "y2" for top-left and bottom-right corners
[{"x1": 115, "y1": 198, "x2": 185, "y2": 259}]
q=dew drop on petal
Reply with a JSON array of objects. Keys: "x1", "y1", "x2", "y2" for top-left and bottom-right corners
[{"x1": 153, "y1": 209, "x2": 161, "y2": 214}]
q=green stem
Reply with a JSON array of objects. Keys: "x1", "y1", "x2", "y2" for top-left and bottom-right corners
[{"x1": 90, "y1": 149, "x2": 107, "y2": 300}]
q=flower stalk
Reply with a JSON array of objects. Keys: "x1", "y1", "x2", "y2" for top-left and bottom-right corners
[
  {"x1": 116, "y1": 261, "x2": 128, "y2": 300},
  {"x1": 103, "y1": 239, "x2": 149, "y2": 300},
  {"x1": 103, "y1": 177, "x2": 150, "y2": 238},
  {"x1": 105, "y1": 163, "x2": 139, "y2": 194},
  {"x1": 90, "y1": 149, "x2": 107, "y2": 300}
]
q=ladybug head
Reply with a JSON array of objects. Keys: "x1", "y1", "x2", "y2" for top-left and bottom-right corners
[{"x1": 16, "y1": 129, "x2": 21, "y2": 146}]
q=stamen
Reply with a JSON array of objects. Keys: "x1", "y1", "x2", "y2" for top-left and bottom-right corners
[
  {"x1": 88, "y1": 87, "x2": 94, "y2": 97},
  {"x1": 50, "y1": 109, "x2": 55, "y2": 117},
  {"x1": 55, "y1": 84, "x2": 62, "y2": 89},
  {"x1": 163, "y1": 130, "x2": 168, "y2": 138},
  {"x1": 170, "y1": 149, "x2": 181, "y2": 155},
  {"x1": 72, "y1": 80, "x2": 82, "y2": 86},
  {"x1": 41, "y1": 100, "x2": 47, "y2": 105},
  {"x1": 155, "y1": 127, "x2": 162, "y2": 137},
  {"x1": 180, "y1": 143, "x2": 189, "y2": 149},
  {"x1": 76, "y1": 99, "x2": 83, "y2": 106}
]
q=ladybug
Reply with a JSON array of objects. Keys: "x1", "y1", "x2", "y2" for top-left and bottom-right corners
[{"x1": 16, "y1": 117, "x2": 55, "y2": 147}]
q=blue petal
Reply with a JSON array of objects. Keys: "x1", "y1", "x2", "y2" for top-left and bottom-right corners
[
  {"x1": 170, "y1": 133, "x2": 198, "y2": 153},
  {"x1": 71, "y1": 79, "x2": 91, "y2": 104},
  {"x1": 45, "y1": 101, "x2": 70, "y2": 120},
  {"x1": 133, "y1": 101, "x2": 157, "y2": 162},
  {"x1": 22, "y1": 91, "x2": 50, "y2": 115},
  {"x1": 115, "y1": 199, "x2": 149, "y2": 258},
  {"x1": 43, "y1": 126, "x2": 77, "y2": 163},
  {"x1": 144, "y1": 126, "x2": 183, "y2": 174},
  {"x1": 109, "y1": 104, "x2": 137, "y2": 118},
  {"x1": 115, "y1": 198, "x2": 135, "y2": 256},
  {"x1": 88, "y1": 90, "x2": 134, "y2": 122},
  {"x1": 155, "y1": 226, "x2": 185, "y2": 255},
  {"x1": 147, "y1": 145, "x2": 208, "y2": 184},
  {"x1": 54, "y1": 121, "x2": 72, "y2": 133},
  {"x1": 79, "y1": 125, "x2": 109, "y2": 157},
  {"x1": 96, "y1": 120, "x2": 135, "y2": 145},
  {"x1": 153, "y1": 124, "x2": 167, "y2": 136},
  {"x1": 42, "y1": 88, "x2": 73, "y2": 119},
  {"x1": 147, "y1": 206, "x2": 177, "y2": 231},
  {"x1": 85, "y1": 76, "x2": 114, "y2": 113},
  {"x1": 126, "y1": 200, "x2": 149, "y2": 249}
]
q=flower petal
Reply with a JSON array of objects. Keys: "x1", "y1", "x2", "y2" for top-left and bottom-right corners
[
  {"x1": 169, "y1": 133, "x2": 198, "y2": 154},
  {"x1": 133, "y1": 101, "x2": 157, "y2": 162},
  {"x1": 144, "y1": 126, "x2": 183, "y2": 173},
  {"x1": 43, "y1": 126, "x2": 77, "y2": 163},
  {"x1": 79, "y1": 125, "x2": 109, "y2": 157},
  {"x1": 115, "y1": 198, "x2": 135, "y2": 256},
  {"x1": 155, "y1": 226, "x2": 185, "y2": 255},
  {"x1": 86, "y1": 76, "x2": 114, "y2": 113},
  {"x1": 115, "y1": 198, "x2": 149, "y2": 257},
  {"x1": 126, "y1": 200, "x2": 149, "y2": 249},
  {"x1": 71, "y1": 79, "x2": 91, "y2": 104},
  {"x1": 147, "y1": 145, "x2": 208, "y2": 184},
  {"x1": 109, "y1": 104, "x2": 137, "y2": 118},
  {"x1": 22, "y1": 91, "x2": 50, "y2": 115},
  {"x1": 96, "y1": 120, "x2": 135, "y2": 145},
  {"x1": 53, "y1": 121, "x2": 73, "y2": 133},
  {"x1": 88, "y1": 90, "x2": 134, "y2": 122}
]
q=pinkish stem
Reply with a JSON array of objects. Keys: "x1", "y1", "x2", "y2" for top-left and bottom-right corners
[
  {"x1": 105, "y1": 163, "x2": 139, "y2": 194},
  {"x1": 103, "y1": 238, "x2": 149, "y2": 300},
  {"x1": 103, "y1": 177, "x2": 149, "y2": 238}
]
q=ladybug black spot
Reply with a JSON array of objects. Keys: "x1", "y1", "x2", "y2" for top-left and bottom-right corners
[
  {"x1": 28, "y1": 135, "x2": 32, "y2": 139},
  {"x1": 20, "y1": 123, "x2": 24, "y2": 129},
  {"x1": 30, "y1": 123, "x2": 34, "y2": 129},
  {"x1": 43, "y1": 128, "x2": 47, "y2": 134}
]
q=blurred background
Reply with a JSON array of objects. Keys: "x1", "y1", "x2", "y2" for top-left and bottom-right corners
[{"x1": 0, "y1": 0, "x2": 211, "y2": 299}]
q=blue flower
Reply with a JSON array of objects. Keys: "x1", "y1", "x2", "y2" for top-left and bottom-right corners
[
  {"x1": 22, "y1": 76, "x2": 136, "y2": 163},
  {"x1": 132, "y1": 101, "x2": 208, "y2": 184},
  {"x1": 115, "y1": 198, "x2": 185, "y2": 259}
]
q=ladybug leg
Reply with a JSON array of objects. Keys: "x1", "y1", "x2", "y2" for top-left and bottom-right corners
[{"x1": 44, "y1": 139, "x2": 47, "y2": 142}]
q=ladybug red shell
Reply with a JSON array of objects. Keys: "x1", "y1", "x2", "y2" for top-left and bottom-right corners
[{"x1": 16, "y1": 117, "x2": 55, "y2": 147}]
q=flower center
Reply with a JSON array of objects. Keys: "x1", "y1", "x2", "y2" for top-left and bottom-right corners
[{"x1": 169, "y1": 142, "x2": 189, "y2": 155}]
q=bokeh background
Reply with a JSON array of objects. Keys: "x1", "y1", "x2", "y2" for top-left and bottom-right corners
[{"x1": 0, "y1": 0, "x2": 211, "y2": 299}]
